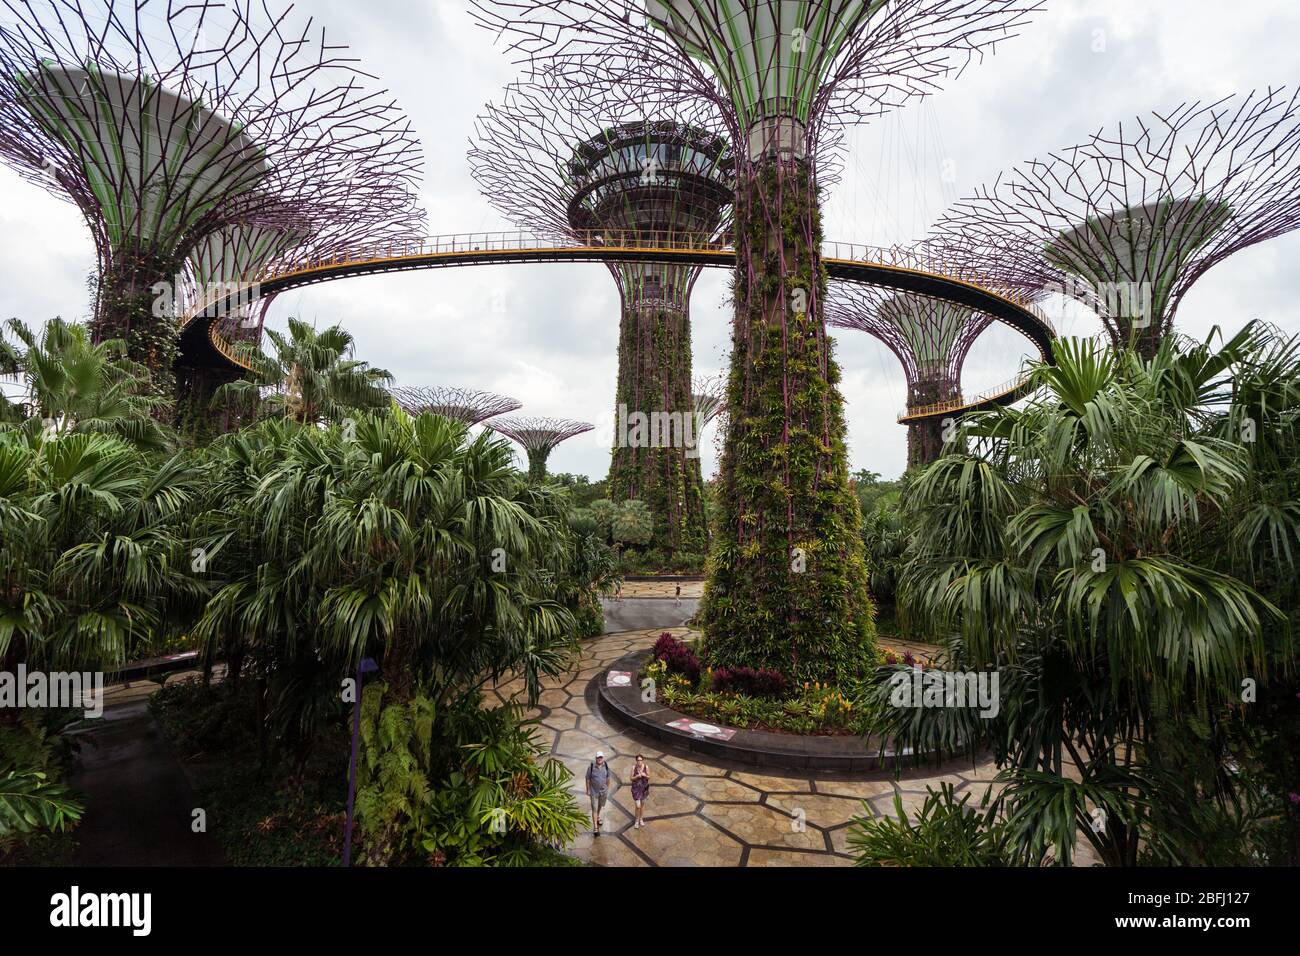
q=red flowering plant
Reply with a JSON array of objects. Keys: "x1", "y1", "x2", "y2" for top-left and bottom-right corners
[{"x1": 652, "y1": 632, "x2": 701, "y2": 683}]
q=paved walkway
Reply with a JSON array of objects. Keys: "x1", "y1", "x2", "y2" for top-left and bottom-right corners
[
  {"x1": 66, "y1": 682, "x2": 225, "y2": 866},
  {"x1": 489, "y1": 606, "x2": 1007, "y2": 867},
  {"x1": 617, "y1": 578, "x2": 706, "y2": 599}
]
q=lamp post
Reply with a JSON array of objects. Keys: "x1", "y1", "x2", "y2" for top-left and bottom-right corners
[{"x1": 343, "y1": 656, "x2": 379, "y2": 867}]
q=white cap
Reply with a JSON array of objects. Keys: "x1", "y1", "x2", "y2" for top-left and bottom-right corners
[{"x1": 595, "y1": 751, "x2": 605, "y2": 758}]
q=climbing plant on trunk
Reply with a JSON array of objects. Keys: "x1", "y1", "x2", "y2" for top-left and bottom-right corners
[{"x1": 696, "y1": 160, "x2": 875, "y2": 683}]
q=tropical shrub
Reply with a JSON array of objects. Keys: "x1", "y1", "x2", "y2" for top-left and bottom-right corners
[
  {"x1": 0, "y1": 427, "x2": 204, "y2": 674},
  {"x1": 658, "y1": 678, "x2": 861, "y2": 736},
  {"x1": 881, "y1": 324, "x2": 1300, "y2": 865},
  {"x1": 848, "y1": 783, "x2": 1014, "y2": 867},
  {"x1": 0, "y1": 317, "x2": 173, "y2": 451},
  {"x1": 186, "y1": 409, "x2": 592, "y2": 863},
  {"x1": 0, "y1": 717, "x2": 83, "y2": 860}
]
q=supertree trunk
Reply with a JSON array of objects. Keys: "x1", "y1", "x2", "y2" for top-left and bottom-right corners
[
  {"x1": 607, "y1": 299, "x2": 708, "y2": 557},
  {"x1": 174, "y1": 364, "x2": 255, "y2": 443},
  {"x1": 91, "y1": 245, "x2": 185, "y2": 396},
  {"x1": 906, "y1": 377, "x2": 961, "y2": 469},
  {"x1": 696, "y1": 159, "x2": 874, "y2": 683},
  {"x1": 525, "y1": 449, "x2": 549, "y2": 482}
]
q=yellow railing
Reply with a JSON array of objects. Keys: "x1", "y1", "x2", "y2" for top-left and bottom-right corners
[
  {"x1": 182, "y1": 229, "x2": 1054, "y2": 330},
  {"x1": 898, "y1": 373, "x2": 1033, "y2": 422},
  {"x1": 208, "y1": 324, "x2": 255, "y2": 371}
]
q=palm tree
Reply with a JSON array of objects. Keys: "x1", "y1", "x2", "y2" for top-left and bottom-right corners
[
  {"x1": 189, "y1": 408, "x2": 589, "y2": 861},
  {"x1": 190, "y1": 409, "x2": 583, "y2": 720},
  {"x1": 0, "y1": 427, "x2": 202, "y2": 674},
  {"x1": 870, "y1": 323, "x2": 1298, "y2": 865},
  {"x1": 0, "y1": 318, "x2": 172, "y2": 450},
  {"x1": 215, "y1": 317, "x2": 394, "y2": 426}
]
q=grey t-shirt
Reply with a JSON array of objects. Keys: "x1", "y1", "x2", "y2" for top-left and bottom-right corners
[{"x1": 587, "y1": 761, "x2": 610, "y2": 792}]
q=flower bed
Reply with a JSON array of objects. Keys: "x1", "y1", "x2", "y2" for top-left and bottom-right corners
[{"x1": 643, "y1": 633, "x2": 871, "y2": 737}]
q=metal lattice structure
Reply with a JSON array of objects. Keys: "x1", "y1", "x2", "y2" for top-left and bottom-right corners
[
  {"x1": 471, "y1": 0, "x2": 1043, "y2": 679},
  {"x1": 0, "y1": 0, "x2": 425, "y2": 395},
  {"x1": 470, "y1": 71, "x2": 733, "y2": 554},
  {"x1": 691, "y1": 373, "x2": 726, "y2": 430},
  {"x1": 473, "y1": 0, "x2": 1041, "y2": 170},
  {"x1": 390, "y1": 385, "x2": 522, "y2": 426},
  {"x1": 930, "y1": 88, "x2": 1300, "y2": 358},
  {"x1": 489, "y1": 416, "x2": 594, "y2": 481},
  {"x1": 827, "y1": 283, "x2": 991, "y2": 467}
]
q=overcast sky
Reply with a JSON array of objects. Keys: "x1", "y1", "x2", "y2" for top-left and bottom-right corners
[{"x1": 2, "y1": 0, "x2": 1298, "y2": 480}]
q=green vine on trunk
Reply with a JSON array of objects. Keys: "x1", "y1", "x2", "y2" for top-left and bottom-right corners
[{"x1": 696, "y1": 159, "x2": 876, "y2": 684}]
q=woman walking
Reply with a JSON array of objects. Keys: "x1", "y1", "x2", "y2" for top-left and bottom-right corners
[{"x1": 630, "y1": 755, "x2": 651, "y2": 828}]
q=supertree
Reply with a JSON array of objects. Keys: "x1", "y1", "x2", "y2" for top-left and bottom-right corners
[
  {"x1": 692, "y1": 372, "x2": 726, "y2": 431},
  {"x1": 469, "y1": 74, "x2": 732, "y2": 558},
  {"x1": 930, "y1": 88, "x2": 1300, "y2": 359},
  {"x1": 827, "y1": 285, "x2": 991, "y2": 469},
  {"x1": 489, "y1": 416, "x2": 595, "y2": 482},
  {"x1": 0, "y1": 0, "x2": 424, "y2": 397},
  {"x1": 473, "y1": 0, "x2": 1040, "y2": 681},
  {"x1": 390, "y1": 385, "x2": 522, "y2": 426}
]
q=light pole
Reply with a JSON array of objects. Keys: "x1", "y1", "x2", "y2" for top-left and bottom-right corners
[{"x1": 343, "y1": 656, "x2": 379, "y2": 867}]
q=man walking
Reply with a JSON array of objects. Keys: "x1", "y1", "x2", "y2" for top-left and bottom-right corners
[{"x1": 585, "y1": 750, "x2": 611, "y2": 835}]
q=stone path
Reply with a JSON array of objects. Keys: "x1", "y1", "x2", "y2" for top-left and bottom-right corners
[
  {"x1": 66, "y1": 682, "x2": 225, "y2": 866},
  {"x1": 617, "y1": 578, "x2": 706, "y2": 599},
  {"x1": 489, "y1": 615, "x2": 1007, "y2": 867}
]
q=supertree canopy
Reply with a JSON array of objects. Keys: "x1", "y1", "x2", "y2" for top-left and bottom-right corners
[
  {"x1": 827, "y1": 285, "x2": 991, "y2": 469},
  {"x1": 390, "y1": 386, "x2": 522, "y2": 426},
  {"x1": 489, "y1": 416, "x2": 595, "y2": 482},
  {"x1": 930, "y1": 88, "x2": 1300, "y2": 359},
  {"x1": 692, "y1": 373, "x2": 725, "y2": 431},
  {"x1": 474, "y1": 0, "x2": 1040, "y2": 681},
  {"x1": 470, "y1": 75, "x2": 733, "y2": 558},
  {"x1": 0, "y1": 0, "x2": 424, "y2": 396}
]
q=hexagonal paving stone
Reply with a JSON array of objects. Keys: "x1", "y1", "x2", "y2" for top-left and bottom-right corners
[
  {"x1": 728, "y1": 771, "x2": 816, "y2": 794},
  {"x1": 570, "y1": 799, "x2": 632, "y2": 842},
  {"x1": 766, "y1": 792, "x2": 871, "y2": 829},
  {"x1": 701, "y1": 802, "x2": 825, "y2": 851},
  {"x1": 489, "y1": 621, "x2": 1018, "y2": 866},
  {"x1": 676, "y1": 775, "x2": 764, "y2": 804},
  {"x1": 540, "y1": 710, "x2": 579, "y2": 732},
  {"x1": 602, "y1": 733, "x2": 655, "y2": 756},
  {"x1": 536, "y1": 687, "x2": 572, "y2": 709},
  {"x1": 562, "y1": 701, "x2": 593, "y2": 719},
  {"x1": 554, "y1": 729, "x2": 609, "y2": 759},
  {"x1": 962, "y1": 761, "x2": 1002, "y2": 782},
  {"x1": 568, "y1": 835, "x2": 647, "y2": 866},
  {"x1": 812, "y1": 777, "x2": 898, "y2": 799},
  {"x1": 577, "y1": 713, "x2": 620, "y2": 737},
  {"x1": 618, "y1": 757, "x2": 679, "y2": 787},
  {"x1": 615, "y1": 784, "x2": 700, "y2": 819},
  {"x1": 867, "y1": 788, "x2": 931, "y2": 820},
  {"x1": 657, "y1": 754, "x2": 729, "y2": 777},
  {"x1": 624, "y1": 813, "x2": 743, "y2": 867}
]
